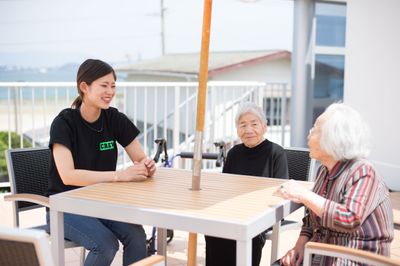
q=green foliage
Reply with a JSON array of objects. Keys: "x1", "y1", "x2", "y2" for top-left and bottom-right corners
[
  {"x1": 0, "y1": 187, "x2": 10, "y2": 193},
  {"x1": 0, "y1": 131, "x2": 32, "y2": 182}
]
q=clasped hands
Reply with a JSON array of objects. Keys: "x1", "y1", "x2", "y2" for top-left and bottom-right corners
[{"x1": 116, "y1": 158, "x2": 156, "y2": 182}]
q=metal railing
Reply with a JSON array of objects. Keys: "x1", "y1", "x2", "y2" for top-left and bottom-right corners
[{"x1": 0, "y1": 81, "x2": 291, "y2": 182}]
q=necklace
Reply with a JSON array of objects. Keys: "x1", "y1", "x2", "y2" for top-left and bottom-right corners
[{"x1": 81, "y1": 113, "x2": 104, "y2": 133}]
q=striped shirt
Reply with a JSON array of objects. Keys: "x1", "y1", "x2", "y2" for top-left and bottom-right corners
[{"x1": 300, "y1": 159, "x2": 394, "y2": 266}]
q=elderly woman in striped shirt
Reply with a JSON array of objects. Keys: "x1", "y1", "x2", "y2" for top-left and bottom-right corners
[{"x1": 275, "y1": 103, "x2": 393, "y2": 266}]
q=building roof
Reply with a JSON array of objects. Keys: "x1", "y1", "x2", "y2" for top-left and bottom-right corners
[{"x1": 116, "y1": 50, "x2": 291, "y2": 78}]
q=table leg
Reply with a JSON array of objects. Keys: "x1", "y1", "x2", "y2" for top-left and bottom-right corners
[
  {"x1": 50, "y1": 209, "x2": 65, "y2": 266},
  {"x1": 156, "y1": 228, "x2": 167, "y2": 258},
  {"x1": 237, "y1": 239, "x2": 252, "y2": 266},
  {"x1": 270, "y1": 220, "x2": 281, "y2": 264}
]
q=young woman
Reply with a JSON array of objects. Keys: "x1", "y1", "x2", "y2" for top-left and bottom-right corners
[{"x1": 46, "y1": 59, "x2": 156, "y2": 266}]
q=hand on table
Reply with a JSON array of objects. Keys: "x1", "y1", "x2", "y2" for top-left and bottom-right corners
[
  {"x1": 118, "y1": 163, "x2": 149, "y2": 182},
  {"x1": 141, "y1": 157, "x2": 156, "y2": 177}
]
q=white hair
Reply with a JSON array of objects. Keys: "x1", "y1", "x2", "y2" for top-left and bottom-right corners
[
  {"x1": 235, "y1": 102, "x2": 267, "y2": 128},
  {"x1": 320, "y1": 103, "x2": 371, "y2": 161}
]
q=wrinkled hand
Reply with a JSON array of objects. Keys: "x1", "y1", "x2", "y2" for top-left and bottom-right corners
[
  {"x1": 119, "y1": 163, "x2": 149, "y2": 182},
  {"x1": 273, "y1": 180, "x2": 306, "y2": 203},
  {"x1": 280, "y1": 245, "x2": 304, "y2": 266},
  {"x1": 141, "y1": 157, "x2": 156, "y2": 177}
]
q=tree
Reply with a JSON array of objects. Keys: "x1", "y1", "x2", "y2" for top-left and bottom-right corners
[{"x1": 0, "y1": 131, "x2": 32, "y2": 183}]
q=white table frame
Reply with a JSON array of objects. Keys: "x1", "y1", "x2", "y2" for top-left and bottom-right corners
[{"x1": 50, "y1": 168, "x2": 305, "y2": 266}]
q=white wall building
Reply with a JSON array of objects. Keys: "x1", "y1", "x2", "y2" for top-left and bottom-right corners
[{"x1": 292, "y1": 0, "x2": 400, "y2": 190}]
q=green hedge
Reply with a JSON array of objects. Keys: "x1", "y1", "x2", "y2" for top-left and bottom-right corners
[{"x1": 0, "y1": 131, "x2": 32, "y2": 182}]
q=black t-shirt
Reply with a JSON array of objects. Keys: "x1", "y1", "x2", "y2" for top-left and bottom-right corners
[
  {"x1": 223, "y1": 139, "x2": 289, "y2": 179},
  {"x1": 47, "y1": 107, "x2": 140, "y2": 196}
]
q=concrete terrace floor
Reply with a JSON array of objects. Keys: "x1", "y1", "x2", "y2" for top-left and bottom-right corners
[{"x1": 1, "y1": 193, "x2": 399, "y2": 266}]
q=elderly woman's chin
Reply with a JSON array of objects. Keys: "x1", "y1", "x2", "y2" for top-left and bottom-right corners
[
  {"x1": 308, "y1": 147, "x2": 318, "y2": 159},
  {"x1": 243, "y1": 139, "x2": 263, "y2": 148}
]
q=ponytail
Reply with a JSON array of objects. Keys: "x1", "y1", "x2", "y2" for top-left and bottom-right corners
[{"x1": 71, "y1": 95, "x2": 82, "y2": 109}]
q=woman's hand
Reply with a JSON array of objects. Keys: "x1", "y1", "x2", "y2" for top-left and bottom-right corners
[
  {"x1": 118, "y1": 163, "x2": 149, "y2": 182},
  {"x1": 275, "y1": 179, "x2": 326, "y2": 218},
  {"x1": 274, "y1": 180, "x2": 306, "y2": 203},
  {"x1": 280, "y1": 245, "x2": 305, "y2": 266},
  {"x1": 141, "y1": 157, "x2": 156, "y2": 177}
]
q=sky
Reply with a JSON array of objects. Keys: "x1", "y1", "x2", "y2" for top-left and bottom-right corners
[{"x1": 0, "y1": 0, "x2": 293, "y2": 68}]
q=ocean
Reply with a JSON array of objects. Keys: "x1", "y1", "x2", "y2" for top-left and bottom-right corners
[
  {"x1": 0, "y1": 65, "x2": 77, "y2": 82},
  {"x1": 0, "y1": 65, "x2": 127, "y2": 100}
]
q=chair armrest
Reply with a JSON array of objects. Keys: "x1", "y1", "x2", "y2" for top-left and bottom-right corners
[
  {"x1": 304, "y1": 242, "x2": 400, "y2": 266},
  {"x1": 4, "y1": 193, "x2": 50, "y2": 208},
  {"x1": 129, "y1": 255, "x2": 165, "y2": 266}
]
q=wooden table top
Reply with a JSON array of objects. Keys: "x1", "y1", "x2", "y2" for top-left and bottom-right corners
[{"x1": 62, "y1": 167, "x2": 309, "y2": 224}]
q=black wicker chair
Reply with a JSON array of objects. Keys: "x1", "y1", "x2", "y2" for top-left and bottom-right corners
[
  {"x1": 266, "y1": 147, "x2": 316, "y2": 262},
  {"x1": 285, "y1": 147, "x2": 315, "y2": 182},
  {"x1": 4, "y1": 147, "x2": 85, "y2": 265}
]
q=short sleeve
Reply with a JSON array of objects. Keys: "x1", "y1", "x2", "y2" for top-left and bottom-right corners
[
  {"x1": 115, "y1": 111, "x2": 140, "y2": 147},
  {"x1": 49, "y1": 113, "x2": 74, "y2": 151}
]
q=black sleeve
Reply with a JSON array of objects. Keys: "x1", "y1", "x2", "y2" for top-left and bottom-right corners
[
  {"x1": 272, "y1": 145, "x2": 289, "y2": 179},
  {"x1": 49, "y1": 115, "x2": 73, "y2": 151},
  {"x1": 115, "y1": 111, "x2": 140, "y2": 147}
]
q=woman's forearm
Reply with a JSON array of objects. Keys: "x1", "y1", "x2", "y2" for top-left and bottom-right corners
[
  {"x1": 60, "y1": 169, "x2": 118, "y2": 186},
  {"x1": 300, "y1": 190, "x2": 326, "y2": 217}
]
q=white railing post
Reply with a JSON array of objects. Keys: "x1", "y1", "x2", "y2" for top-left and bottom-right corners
[
  {"x1": 18, "y1": 86, "x2": 22, "y2": 147},
  {"x1": 209, "y1": 85, "x2": 216, "y2": 145},
  {"x1": 153, "y1": 87, "x2": 158, "y2": 152},
  {"x1": 173, "y1": 86, "x2": 180, "y2": 156},
  {"x1": 163, "y1": 88, "x2": 167, "y2": 140},
  {"x1": 31, "y1": 87, "x2": 35, "y2": 147},
  {"x1": 7, "y1": 88, "x2": 11, "y2": 149},
  {"x1": 185, "y1": 87, "x2": 190, "y2": 150},
  {"x1": 258, "y1": 85, "x2": 264, "y2": 108},
  {"x1": 281, "y1": 83, "x2": 287, "y2": 146},
  {"x1": 144, "y1": 88, "x2": 148, "y2": 155}
]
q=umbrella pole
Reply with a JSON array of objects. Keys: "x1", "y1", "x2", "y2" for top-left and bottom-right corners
[
  {"x1": 192, "y1": 0, "x2": 212, "y2": 191},
  {"x1": 188, "y1": 0, "x2": 213, "y2": 265}
]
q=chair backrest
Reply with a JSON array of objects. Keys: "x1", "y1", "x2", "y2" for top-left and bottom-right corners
[
  {"x1": 303, "y1": 241, "x2": 400, "y2": 266},
  {"x1": 0, "y1": 226, "x2": 54, "y2": 266},
  {"x1": 5, "y1": 147, "x2": 51, "y2": 225},
  {"x1": 284, "y1": 147, "x2": 315, "y2": 181}
]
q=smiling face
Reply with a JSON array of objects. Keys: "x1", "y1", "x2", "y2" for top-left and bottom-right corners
[
  {"x1": 80, "y1": 72, "x2": 116, "y2": 110},
  {"x1": 237, "y1": 112, "x2": 267, "y2": 148}
]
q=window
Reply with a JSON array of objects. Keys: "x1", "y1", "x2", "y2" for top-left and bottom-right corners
[
  {"x1": 312, "y1": 2, "x2": 346, "y2": 121},
  {"x1": 314, "y1": 54, "x2": 344, "y2": 99},
  {"x1": 315, "y1": 2, "x2": 346, "y2": 47}
]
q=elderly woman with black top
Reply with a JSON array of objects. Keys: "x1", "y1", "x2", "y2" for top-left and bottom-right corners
[
  {"x1": 276, "y1": 103, "x2": 393, "y2": 266},
  {"x1": 205, "y1": 102, "x2": 289, "y2": 266}
]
